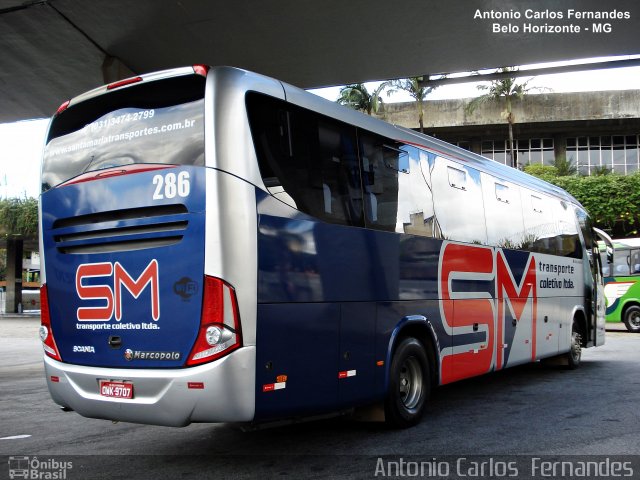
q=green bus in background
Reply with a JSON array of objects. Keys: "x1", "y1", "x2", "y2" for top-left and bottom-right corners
[{"x1": 601, "y1": 238, "x2": 640, "y2": 332}]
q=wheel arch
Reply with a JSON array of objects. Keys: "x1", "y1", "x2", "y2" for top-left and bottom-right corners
[
  {"x1": 384, "y1": 315, "x2": 439, "y2": 391},
  {"x1": 620, "y1": 301, "x2": 640, "y2": 332},
  {"x1": 571, "y1": 307, "x2": 588, "y2": 347},
  {"x1": 620, "y1": 300, "x2": 640, "y2": 320}
]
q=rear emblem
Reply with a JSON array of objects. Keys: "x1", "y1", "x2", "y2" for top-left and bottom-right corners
[
  {"x1": 173, "y1": 277, "x2": 198, "y2": 300},
  {"x1": 123, "y1": 349, "x2": 180, "y2": 361}
]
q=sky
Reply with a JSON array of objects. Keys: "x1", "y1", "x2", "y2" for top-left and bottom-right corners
[
  {"x1": 309, "y1": 55, "x2": 640, "y2": 102},
  {"x1": 0, "y1": 118, "x2": 48, "y2": 199},
  {"x1": 2, "y1": 55, "x2": 640, "y2": 199}
]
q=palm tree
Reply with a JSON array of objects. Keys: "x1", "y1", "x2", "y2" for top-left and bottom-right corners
[
  {"x1": 466, "y1": 67, "x2": 546, "y2": 168},
  {"x1": 551, "y1": 156, "x2": 577, "y2": 176},
  {"x1": 336, "y1": 82, "x2": 389, "y2": 115},
  {"x1": 386, "y1": 76, "x2": 442, "y2": 133}
]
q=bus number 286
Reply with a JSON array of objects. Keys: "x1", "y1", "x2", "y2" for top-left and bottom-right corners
[{"x1": 152, "y1": 171, "x2": 190, "y2": 199}]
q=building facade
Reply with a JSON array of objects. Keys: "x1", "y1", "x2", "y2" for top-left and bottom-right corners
[{"x1": 379, "y1": 90, "x2": 640, "y2": 176}]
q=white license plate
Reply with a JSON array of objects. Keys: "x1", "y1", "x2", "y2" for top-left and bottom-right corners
[{"x1": 99, "y1": 380, "x2": 134, "y2": 399}]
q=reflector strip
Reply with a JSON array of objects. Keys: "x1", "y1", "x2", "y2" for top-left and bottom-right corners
[
  {"x1": 50, "y1": 376, "x2": 60, "y2": 383},
  {"x1": 338, "y1": 370, "x2": 357, "y2": 379},
  {"x1": 43, "y1": 344, "x2": 57, "y2": 356},
  {"x1": 262, "y1": 382, "x2": 286, "y2": 392}
]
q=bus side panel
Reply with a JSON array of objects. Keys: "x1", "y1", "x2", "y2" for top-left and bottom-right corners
[
  {"x1": 254, "y1": 303, "x2": 340, "y2": 420},
  {"x1": 338, "y1": 302, "x2": 376, "y2": 408},
  {"x1": 255, "y1": 192, "x2": 445, "y2": 419},
  {"x1": 254, "y1": 190, "x2": 588, "y2": 419},
  {"x1": 255, "y1": 191, "x2": 440, "y2": 305},
  {"x1": 604, "y1": 275, "x2": 640, "y2": 322}
]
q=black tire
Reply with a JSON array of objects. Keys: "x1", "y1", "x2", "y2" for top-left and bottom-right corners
[
  {"x1": 567, "y1": 322, "x2": 582, "y2": 369},
  {"x1": 623, "y1": 305, "x2": 640, "y2": 333},
  {"x1": 384, "y1": 337, "x2": 430, "y2": 428}
]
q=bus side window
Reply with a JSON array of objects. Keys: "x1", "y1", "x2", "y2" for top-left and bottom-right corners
[
  {"x1": 481, "y1": 174, "x2": 525, "y2": 249},
  {"x1": 295, "y1": 114, "x2": 362, "y2": 226},
  {"x1": 576, "y1": 206, "x2": 598, "y2": 262},
  {"x1": 613, "y1": 249, "x2": 631, "y2": 275},
  {"x1": 397, "y1": 146, "x2": 437, "y2": 237},
  {"x1": 600, "y1": 251, "x2": 610, "y2": 276},
  {"x1": 631, "y1": 250, "x2": 640, "y2": 274},
  {"x1": 552, "y1": 200, "x2": 582, "y2": 258},
  {"x1": 358, "y1": 132, "x2": 400, "y2": 232},
  {"x1": 520, "y1": 189, "x2": 558, "y2": 255},
  {"x1": 430, "y1": 157, "x2": 487, "y2": 245},
  {"x1": 247, "y1": 93, "x2": 363, "y2": 227}
]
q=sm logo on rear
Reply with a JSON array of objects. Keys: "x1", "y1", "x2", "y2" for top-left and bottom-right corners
[{"x1": 75, "y1": 260, "x2": 160, "y2": 322}]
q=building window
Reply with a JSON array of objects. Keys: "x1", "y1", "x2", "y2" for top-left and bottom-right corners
[
  {"x1": 455, "y1": 141, "x2": 471, "y2": 151},
  {"x1": 481, "y1": 140, "x2": 509, "y2": 165},
  {"x1": 567, "y1": 135, "x2": 640, "y2": 175},
  {"x1": 481, "y1": 138, "x2": 554, "y2": 167},
  {"x1": 516, "y1": 138, "x2": 554, "y2": 165}
]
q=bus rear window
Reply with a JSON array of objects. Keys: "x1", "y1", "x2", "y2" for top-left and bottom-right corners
[{"x1": 42, "y1": 74, "x2": 205, "y2": 191}]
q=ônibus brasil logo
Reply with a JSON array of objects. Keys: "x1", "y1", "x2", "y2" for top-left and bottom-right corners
[{"x1": 75, "y1": 260, "x2": 159, "y2": 322}]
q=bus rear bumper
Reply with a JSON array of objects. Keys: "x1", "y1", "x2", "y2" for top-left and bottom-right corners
[{"x1": 43, "y1": 346, "x2": 256, "y2": 427}]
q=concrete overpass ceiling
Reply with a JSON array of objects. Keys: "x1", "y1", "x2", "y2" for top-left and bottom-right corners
[{"x1": 1, "y1": 0, "x2": 639, "y2": 122}]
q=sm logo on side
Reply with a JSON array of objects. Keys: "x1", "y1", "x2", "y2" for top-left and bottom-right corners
[{"x1": 75, "y1": 260, "x2": 160, "y2": 322}]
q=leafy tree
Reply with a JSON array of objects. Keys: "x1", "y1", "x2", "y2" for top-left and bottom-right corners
[
  {"x1": 386, "y1": 76, "x2": 442, "y2": 133},
  {"x1": 524, "y1": 158, "x2": 577, "y2": 179},
  {"x1": 0, "y1": 197, "x2": 39, "y2": 238},
  {"x1": 336, "y1": 82, "x2": 390, "y2": 115},
  {"x1": 523, "y1": 164, "x2": 558, "y2": 183},
  {"x1": 525, "y1": 167, "x2": 640, "y2": 237},
  {"x1": 466, "y1": 67, "x2": 547, "y2": 168}
]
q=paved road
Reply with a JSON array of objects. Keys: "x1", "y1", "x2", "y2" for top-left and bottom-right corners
[{"x1": 1, "y1": 316, "x2": 639, "y2": 479}]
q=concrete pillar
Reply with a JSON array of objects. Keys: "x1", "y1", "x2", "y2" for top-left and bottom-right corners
[
  {"x1": 470, "y1": 138, "x2": 483, "y2": 155},
  {"x1": 5, "y1": 238, "x2": 23, "y2": 313},
  {"x1": 553, "y1": 135, "x2": 567, "y2": 166}
]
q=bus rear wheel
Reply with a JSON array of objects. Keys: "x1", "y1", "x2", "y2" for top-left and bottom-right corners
[
  {"x1": 384, "y1": 337, "x2": 430, "y2": 428},
  {"x1": 623, "y1": 305, "x2": 640, "y2": 333}
]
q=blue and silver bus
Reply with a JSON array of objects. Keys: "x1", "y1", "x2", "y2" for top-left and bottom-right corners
[{"x1": 39, "y1": 66, "x2": 605, "y2": 428}]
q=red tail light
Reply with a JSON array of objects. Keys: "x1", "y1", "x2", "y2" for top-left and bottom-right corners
[
  {"x1": 40, "y1": 285, "x2": 62, "y2": 360},
  {"x1": 193, "y1": 64, "x2": 209, "y2": 77},
  {"x1": 60, "y1": 164, "x2": 174, "y2": 187},
  {"x1": 55, "y1": 100, "x2": 70, "y2": 116},
  {"x1": 186, "y1": 276, "x2": 242, "y2": 366},
  {"x1": 107, "y1": 76, "x2": 143, "y2": 90}
]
